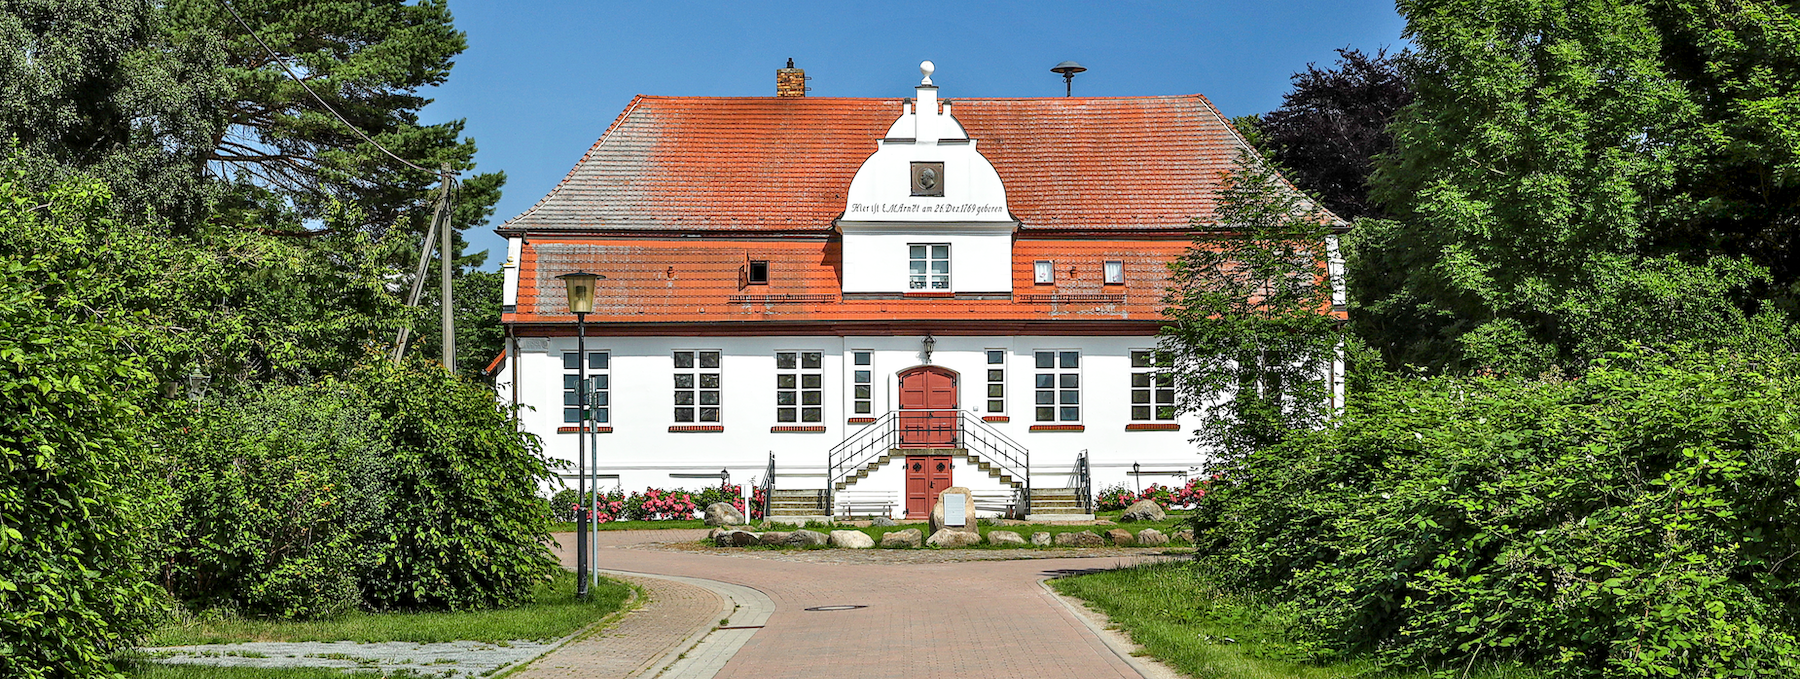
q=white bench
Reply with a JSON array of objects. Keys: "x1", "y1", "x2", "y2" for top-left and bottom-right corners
[{"x1": 835, "y1": 490, "x2": 898, "y2": 518}]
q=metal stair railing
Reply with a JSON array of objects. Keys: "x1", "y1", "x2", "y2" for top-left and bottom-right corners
[
  {"x1": 1076, "y1": 449, "x2": 1093, "y2": 513},
  {"x1": 760, "y1": 452, "x2": 775, "y2": 521},
  {"x1": 956, "y1": 411, "x2": 1031, "y2": 516},
  {"x1": 826, "y1": 410, "x2": 901, "y2": 513}
]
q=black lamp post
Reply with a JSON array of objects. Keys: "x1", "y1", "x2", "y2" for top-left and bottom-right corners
[
  {"x1": 558, "y1": 271, "x2": 600, "y2": 598},
  {"x1": 1051, "y1": 61, "x2": 1087, "y2": 97},
  {"x1": 1133, "y1": 462, "x2": 1141, "y2": 494}
]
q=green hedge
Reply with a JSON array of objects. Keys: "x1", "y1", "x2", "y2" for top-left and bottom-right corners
[
  {"x1": 1193, "y1": 347, "x2": 1800, "y2": 677},
  {"x1": 0, "y1": 262, "x2": 165, "y2": 674},
  {"x1": 159, "y1": 361, "x2": 560, "y2": 619}
]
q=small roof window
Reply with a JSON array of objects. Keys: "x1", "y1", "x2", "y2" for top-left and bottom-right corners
[
  {"x1": 1104, "y1": 260, "x2": 1124, "y2": 285},
  {"x1": 747, "y1": 260, "x2": 770, "y2": 285},
  {"x1": 1033, "y1": 260, "x2": 1054, "y2": 284}
]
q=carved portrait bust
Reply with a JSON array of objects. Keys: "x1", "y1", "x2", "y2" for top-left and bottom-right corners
[{"x1": 911, "y1": 161, "x2": 945, "y2": 197}]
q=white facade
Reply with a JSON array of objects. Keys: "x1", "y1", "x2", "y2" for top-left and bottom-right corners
[{"x1": 495, "y1": 336, "x2": 1207, "y2": 513}]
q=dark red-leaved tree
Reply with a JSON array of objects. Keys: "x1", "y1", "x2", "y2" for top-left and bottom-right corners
[{"x1": 1249, "y1": 48, "x2": 1411, "y2": 221}]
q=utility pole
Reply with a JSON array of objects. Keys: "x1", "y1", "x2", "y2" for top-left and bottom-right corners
[
  {"x1": 392, "y1": 163, "x2": 457, "y2": 365},
  {"x1": 439, "y1": 163, "x2": 456, "y2": 372}
]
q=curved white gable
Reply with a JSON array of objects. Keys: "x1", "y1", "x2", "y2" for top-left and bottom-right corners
[
  {"x1": 839, "y1": 64, "x2": 1016, "y2": 294},
  {"x1": 841, "y1": 73, "x2": 1011, "y2": 224}
]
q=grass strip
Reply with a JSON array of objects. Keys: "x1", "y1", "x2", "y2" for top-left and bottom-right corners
[
  {"x1": 122, "y1": 664, "x2": 384, "y2": 679},
  {"x1": 547, "y1": 519, "x2": 708, "y2": 532},
  {"x1": 1049, "y1": 561, "x2": 1541, "y2": 679},
  {"x1": 148, "y1": 570, "x2": 631, "y2": 646}
]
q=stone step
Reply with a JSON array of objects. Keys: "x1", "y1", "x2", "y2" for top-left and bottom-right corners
[{"x1": 1030, "y1": 506, "x2": 1087, "y2": 513}]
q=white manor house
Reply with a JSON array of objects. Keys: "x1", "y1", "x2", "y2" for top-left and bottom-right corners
[{"x1": 488, "y1": 61, "x2": 1346, "y2": 521}]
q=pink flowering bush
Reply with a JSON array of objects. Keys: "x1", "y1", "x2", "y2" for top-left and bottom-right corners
[
  {"x1": 1171, "y1": 475, "x2": 1215, "y2": 507},
  {"x1": 1096, "y1": 483, "x2": 1137, "y2": 511},
  {"x1": 635, "y1": 487, "x2": 698, "y2": 520}
]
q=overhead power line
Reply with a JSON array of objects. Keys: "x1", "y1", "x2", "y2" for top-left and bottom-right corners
[
  {"x1": 216, "y1": 0, "x2": 440, "y2": 176},
  {"x1": 217, "y1": 0, "x2": 462, "y2": 369}
]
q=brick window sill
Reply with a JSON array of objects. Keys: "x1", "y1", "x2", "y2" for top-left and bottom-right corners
[
  {"x1": 771, "y1": 426, "x2": 827, "y2": 433},
  {"x1": 1125, "y1": 423, "x2": 1181, "y2": 431},
  {"x1": 1029, "y1": 424, "x2": 1085, "y2": 432},
  {"x1": 557, "y1": 426, "x2": 613, "y2": 434},
  {"x1": 982, "y1": 416, "x2": 1010, "y2": 423},
  {"x1": 668, "y1": 425, "x2": 725, "y2": 433},
  {"x1": 846, "y1": 417, "x2": 877, "y2": 424}
]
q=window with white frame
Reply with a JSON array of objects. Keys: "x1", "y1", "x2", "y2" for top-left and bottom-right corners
[
  {"x1": 851, "y1": 351, "x2": 873, "y2": 415},
  {"x1": 1034, "y1": 350, "x2": 1080, "y2": 422},
  {"x1": 985, "y1": 349, "x2": 1006, "y2": 413},
  {"x1": 673, "y1": 350, "x2": 721, "y2": 423},
  {"x1": 776, "y1": 351, "x2": 823, "y2": 423},
  {"x1": 1130, "y1": 349, "x2": 1176, "y2": 421},
  {"x1": 1033, "y1": 260, "x2": 1054, "y2": 284},
  {"x1": 563, "y1": 351, "x2": 609, "y2": 424},
  {"x1": 909, "y1": 244, "x2": 950, "y2": 290}
]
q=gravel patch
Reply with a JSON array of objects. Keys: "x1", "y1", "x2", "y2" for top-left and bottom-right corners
[{"x1": 147, "y1": 640, "x2": 557, "y2": 677}]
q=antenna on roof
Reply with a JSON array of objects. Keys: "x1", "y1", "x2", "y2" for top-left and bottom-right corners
[{"x1": 1051, "y1": 60, "x2": 1087, "y2": 97}]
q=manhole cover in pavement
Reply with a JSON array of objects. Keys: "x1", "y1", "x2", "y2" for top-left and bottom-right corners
[{"x1": 803, "y1": 605, "x2": 868, "y2": 612}]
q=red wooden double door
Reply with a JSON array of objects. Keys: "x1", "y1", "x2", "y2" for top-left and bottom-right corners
[{"x1": 898, "y1": 366, "x2": 958, "y2": 517}]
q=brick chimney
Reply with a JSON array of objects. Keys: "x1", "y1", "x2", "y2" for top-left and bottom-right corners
[{"x1": 777, "y1": 58, "x2": 806, "y2": 98}]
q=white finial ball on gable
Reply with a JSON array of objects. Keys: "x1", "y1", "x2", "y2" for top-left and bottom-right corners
[{"x1": 920, "y1": 60, "x2": 935, "y2": 86}]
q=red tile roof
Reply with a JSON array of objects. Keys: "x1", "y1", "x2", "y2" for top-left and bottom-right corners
[
  {"x1": 509, "y1": 237, "x2": 1197, "y2": 327},
  {"x1": 501, "y1": 95, "x2": 1256, "y2": 234}
]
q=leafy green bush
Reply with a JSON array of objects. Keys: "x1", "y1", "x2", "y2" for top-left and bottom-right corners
[
  {"x1": 1194, "y1": 347, "x2": 1800, "y2": 677},
  {"x1": 157, "y1": 384, "x2": 390, "y2": 620},
  {"x1": 0, "y1": 186, "x2": 167, "y2": 678},
  {"x1": 160, "y1": 360, "x2": 559, "y2": 618},
  {"x1": 353, "y1": 360, "x2": 560, "y2": 612}
]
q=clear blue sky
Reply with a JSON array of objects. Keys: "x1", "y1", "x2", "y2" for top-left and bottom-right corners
[{"x1": 424, "y1": 1, "x2": 1408, "y2": 266}]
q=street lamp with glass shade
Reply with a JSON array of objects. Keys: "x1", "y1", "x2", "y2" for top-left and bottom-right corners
[{"x1": 556, "y1": 271, "x2": 603, "y2": 598}]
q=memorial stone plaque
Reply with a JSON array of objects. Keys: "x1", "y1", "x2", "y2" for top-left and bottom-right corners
[{"x1": 945, "y1": 493, "x2": 967, "y2": 527}]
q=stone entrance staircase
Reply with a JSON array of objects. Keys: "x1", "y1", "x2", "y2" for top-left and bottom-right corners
[
  {"x1": 832, "y1": 448, "x2": 1021, "y2": 492},
  {"x1": 1024, "y1": 487, "x2": 1093, "y2": 522},
  {"x1": 765, "y1": 489, "x2": 830, "y2": 524}
]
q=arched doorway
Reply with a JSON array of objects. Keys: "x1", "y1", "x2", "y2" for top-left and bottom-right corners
[{"x1": 897, "y1": 365, "x2": 958, "y2": 447}]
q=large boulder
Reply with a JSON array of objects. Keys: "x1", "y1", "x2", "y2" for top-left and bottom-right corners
[
  {"x1": 1053, "y1": 531, "x2": 1104, "y2": 547},
  {"x1": 1104, "y1": 528, "x2": 1136, "y2": 546},
  {"x1": 1030, "y1": 531, "x2": 1053, "y2": 546},
  {"x1": 1171, "y1": 529, "x2": 1195, "y2": 544},
  {"x1": 1136, "y1": 528, "x2": 1169, "y2": 546},
  {"x1": 717, "y1": 530, "x2": 759, "y2": 547},
  {"x1": 926, "y1": 528, "x2": 982, "y2": 548},
  {"x1": 871, "y1": 516, "x2": 899, "y2": 527},
  {"x1": 985, "y1": 530, "x2": 1026, "y2": 546},
  {"x1": 786, "y1": 529, "x2": 830, "y2": 547},
  {"x1": 758, "y1": 531, "x2": 792, "y2": 546},
  {"x1": 703, "y1": 502, "x2": 746, "y2": 527},
  {"x1": 829, "y1": 530, "x2": 875, "y2": 549},
  {"x1": 1119, "y1": 499, "x2": 1166, "y2": 523},
  {"x1": 880, "y1": 528, "x2": 923, "y2": 548},
  {"x1": 929, "y1": 486, "x2": 978, "y2": 535}
]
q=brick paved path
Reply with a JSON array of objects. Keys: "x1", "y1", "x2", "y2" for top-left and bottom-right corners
[
  {"x1": 511, "y1": 572, "x2": 725, "y2": 679},
  {"x1": 538, "y1": 530, "x2": 1168, "y2": 678}
]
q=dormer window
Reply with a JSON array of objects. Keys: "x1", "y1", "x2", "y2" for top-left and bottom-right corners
[
  {"x1": 910, "y1": 244, "x2": 950, "y2": 290},
  {"x1": 747, "y1": 260, "x2": 770, "y2": 285},
  {"x1": 1104, "y1": 260, "x2": 1124, "y2": 285},
  {"x1": 1034, "y1": 260, "x2": 1054, "y2": 284}
]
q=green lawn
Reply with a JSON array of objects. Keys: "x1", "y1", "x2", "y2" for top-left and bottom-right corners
[
  {"x1": 147, "y1": 570, "x2": 634, "y2": 646},
  {"x1": 1050, "y1": 561, "x2": 1541, "y2": 679},
  {"x1": 548, "y1": 518, "x2": 708, "y2": 532},
  {"x1": 122, "y1": 665, "x2": 382, "y2": 679}
]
